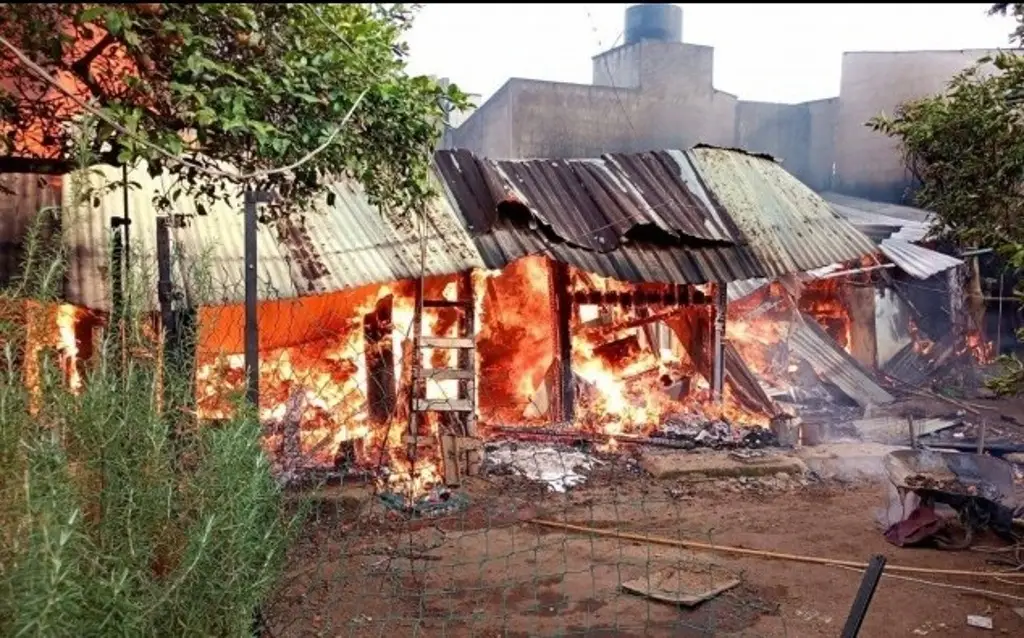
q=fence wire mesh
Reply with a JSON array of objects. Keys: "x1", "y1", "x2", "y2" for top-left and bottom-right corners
[{"x1": 175, "y1": 251, "x2": 802, "y2": 637}]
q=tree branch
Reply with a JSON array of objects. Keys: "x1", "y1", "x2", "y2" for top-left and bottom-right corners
[{"x1": 69, "y1": 32, "x2": 115, "y2": 98}]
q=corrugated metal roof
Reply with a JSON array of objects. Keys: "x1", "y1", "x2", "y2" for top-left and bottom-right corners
[
  {"x1": 61, "y1": 147, "x2": 882, "y2": 312},
  {"x1": 63, "y1": 162, "x2": 484, "y2": 312},
  {"x1": 437, "y1": 147, "x2": 878, "y2": 288},
  {"x1": 819, "y1": 191, "x2": 934, "y2": 242},
  {"x1": 879, "y1": 238, "x2": 962, "y2": 280},
  {"x1": 687, "y1": 147, "x2": 880, "y2": 276},
  {"x1": 434, "y1": 148, "x2": 742, "y2": 251},
  {"x1": 788, "y1": 313, "x2": 894, "y2": 407}
]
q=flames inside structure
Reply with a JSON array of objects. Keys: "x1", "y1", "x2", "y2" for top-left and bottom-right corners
[{"x1": 23, "y1": 254, "x2": 999, "y2": 500}]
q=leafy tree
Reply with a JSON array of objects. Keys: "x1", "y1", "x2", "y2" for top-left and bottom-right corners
[
  {"x1": 868, "y1": 51, "x2": 1024, "y2": 254},
  {"x1": 0, "y1": 3, "x2": 467, "y2": 217},
  {"x1": 991, "y1": 3, "x2": 1024, "y2": 46},
  {"x1": 868, "y1": 4, "x2": 1024, "y2": 394}
]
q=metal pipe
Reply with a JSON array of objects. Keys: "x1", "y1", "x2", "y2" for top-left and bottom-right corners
[
  {"x1": 243, "y1": 190, "x2": 262, "y2": 408},
  {"x1": 840, "y1": 554, "x2": 887, "y2": 638},
  {"x1": 122, "y1": 163, "x2": 131, "y2": 301},
  {"x1": 958, "y1": 248, "x2": 994, "y2": 258},
  {"x1": 818, "y1": 263, "x2": 896, "y2": 280}
]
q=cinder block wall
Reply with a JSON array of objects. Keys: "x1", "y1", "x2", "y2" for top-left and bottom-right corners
[
  {"x1": 446, "y1": 42, "x2": 995, "y2": 204},
  {"x1": 833, "y1": 50, "x2": 997, "y2": 202}
]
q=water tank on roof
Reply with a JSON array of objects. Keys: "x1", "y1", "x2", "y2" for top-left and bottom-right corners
[{"x1": 624, "y1": 4, "x2": 682, "y2": 46}]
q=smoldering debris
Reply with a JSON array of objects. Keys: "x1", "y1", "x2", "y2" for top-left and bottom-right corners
[
  {"x1": 378, "y1": 487, "x2": 471, "y2": 518},
  {"x1": 658, "y1": 413, "x2": 780, "y2": 449}
]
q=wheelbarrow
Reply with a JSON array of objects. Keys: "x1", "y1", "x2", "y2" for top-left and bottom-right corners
[{"x1": 883, "y1": 449, "x2": 1024, "y2": 550}]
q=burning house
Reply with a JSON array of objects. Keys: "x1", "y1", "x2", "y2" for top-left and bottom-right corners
[
  {"x1": 716, "y1": 191, "x2": 996, "y2": 432},
  {"x1": 43, "y1": 145, "x2": 887, "y2": 498}
]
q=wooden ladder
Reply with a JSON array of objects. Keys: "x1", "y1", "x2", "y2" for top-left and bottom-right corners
[{"x1": 407, "y1": 272, "x2": 478, "y2": 462}]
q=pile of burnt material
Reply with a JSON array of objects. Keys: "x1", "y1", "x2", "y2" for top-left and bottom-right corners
[{"x1": 656, "y1": 413, "x2": 780, "y2": 450}]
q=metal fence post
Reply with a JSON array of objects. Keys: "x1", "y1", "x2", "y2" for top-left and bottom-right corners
[
  {"x1": 840, "y1": 554, "x2": 887, "y2": 637},
  {"x1": 243, "y1": 190, "x2": 273, "y2": 408}
]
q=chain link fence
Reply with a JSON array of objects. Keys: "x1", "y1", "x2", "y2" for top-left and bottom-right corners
[{"x1": 175, "y1": 238, "x2": 797, "y2": 637}]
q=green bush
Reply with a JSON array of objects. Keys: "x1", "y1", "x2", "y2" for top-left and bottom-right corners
[{"x1": 0, "y1": 198, "x2": 292, "y2": 637}]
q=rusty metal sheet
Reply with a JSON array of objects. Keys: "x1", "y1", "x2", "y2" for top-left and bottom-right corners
[
  {"x1": 0, "y1": 172, "x2": 61, "y2": 287},
  {"x1": 433, "y1": 148, "x2": 741, "y2": 253}
]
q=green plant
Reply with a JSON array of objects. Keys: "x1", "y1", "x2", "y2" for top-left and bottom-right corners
[
  {"x1": 0, "y1": 119, "x2": 294, "y2": 637},
  {"x1": 868, "y1": 6, "x2": 1024, "y2": 395},
  {"x1": 0, "y1": 3, "x2": 469, "y2": 219}
]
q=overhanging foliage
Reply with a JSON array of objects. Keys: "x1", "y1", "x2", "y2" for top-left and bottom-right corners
[{"x1": 0, "y1": 3, "x2": 468, "y2": 218}]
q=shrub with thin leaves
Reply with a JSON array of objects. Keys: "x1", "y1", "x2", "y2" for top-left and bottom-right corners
[{"x1": 0, "y1": 145, "x2": 292, "y2": 638}]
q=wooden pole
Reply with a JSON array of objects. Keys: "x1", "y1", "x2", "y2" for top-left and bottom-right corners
[
  {"x1": 551, "y1": 262, "x2": 575, "y2": 422},
  {"x1": 712, "y1": 282, "x2": 727, "y2": 403}
]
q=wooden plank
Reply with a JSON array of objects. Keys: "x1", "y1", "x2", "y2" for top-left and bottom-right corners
[
  {"x1": 420, "y1": 336, "x2": 474, "y2": 349},
  {"x1": 414, "y1": 398, "x2": 474, "y2": 412},
  {"x1": 414, "y1": 367, "x2": 475, "y2": 381},
  {"x1": 458, "y1": 270, "x2": 477, "y2": 437},
  {"x1": 402, "y1": 434, "x2": 437, "y2": 448},
  {"x1": 423, "y1": 299, "x2": 473, "y2": 309}
]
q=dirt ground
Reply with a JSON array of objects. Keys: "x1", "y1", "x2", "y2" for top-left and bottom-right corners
[{"x1": 263, "y1": 454, "x2": 1024, "y2": 638}]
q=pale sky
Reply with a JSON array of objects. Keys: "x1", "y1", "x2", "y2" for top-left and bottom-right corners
[{"x1": 405, "y1": 3, "x2": 1018, "y2": 105}]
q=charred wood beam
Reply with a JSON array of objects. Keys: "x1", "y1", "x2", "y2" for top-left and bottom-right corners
[
  {"x1": 552, "y1": 262, "x2": 575, "y2": 423},
  {"x1": 578, "y1": 308, "x2": 686, "y2": 342},
  {"x1": 570, "y1": 286, "x2": 709, "y2": 307},
  {"x1": 364, "y1": 294, "x2": 397, "y2": 425},
  {"x1": 490, "y1": 426, "x2": 702, "y2": 450},
  {"x1": 457, "y1": 270, "x2": 477, "y2": 437},
  {"x1": 948, "y1": 265, "x2": 968, "y2": 344},
  {"x1": 712, "y1": 283, "x2": 727, "y2": 403},
  {"x1": 844, "y1": 281, "x2": 878, "y2": 370}
]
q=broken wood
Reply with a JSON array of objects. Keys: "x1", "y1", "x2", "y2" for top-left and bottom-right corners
[
  {"x1": 527, "y1": 519, "x2": 1024, "y2": 579},
  {"x1": 578, "y1": 308, "x2": 685, "y2": 342},
  {"x1": 420, "y1": 336, "x2": 474, "y2": 349},
  {"x1": 570, "y1": 287, "x2": 709, "y2": 307},
  {"x1": 440, "y1": 433, "x2": 484, "y2": 486},
  {"x1": 414, "y1": 368, "x2": 475, "y2": 381},
  {"x1": 413, "y1": 398, "x2": 473, "y2": 412},
  {"x1": 490, "y1": 425, "x2": 706, "y2": 450}
]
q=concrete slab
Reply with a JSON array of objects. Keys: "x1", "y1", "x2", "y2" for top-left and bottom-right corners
[
  {"x1": 797, "y1": 442, "x2": 908, "y2": 481},
  {"x1": 638, "y1": 449, "x2": 807, "y2": 480}
]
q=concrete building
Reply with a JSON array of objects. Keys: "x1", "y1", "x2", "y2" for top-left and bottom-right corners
[{"x1": 445, "y1": 4, "x2": 998, "y2": 204}]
